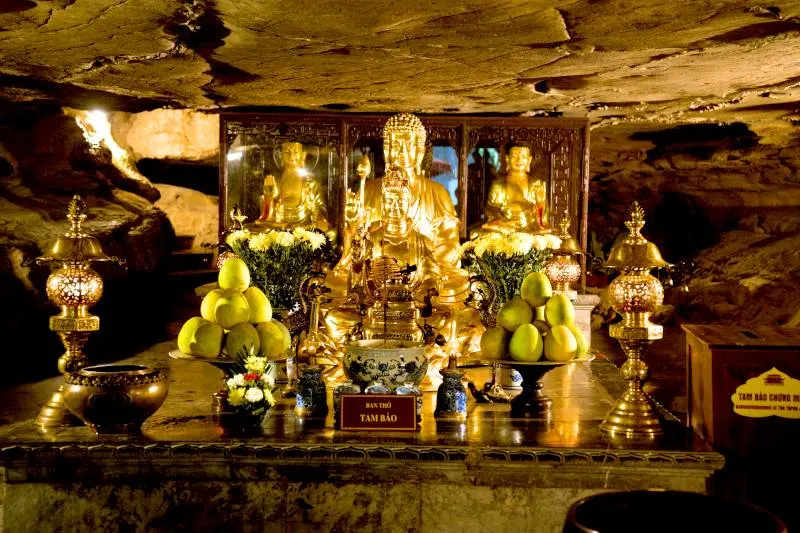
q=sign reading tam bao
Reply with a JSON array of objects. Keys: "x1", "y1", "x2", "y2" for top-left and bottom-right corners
[
  {"x1": 731, "y1": 367, "x2": 800, "y2": 419},
  {"x1": 339, "y1": 394, "x2": 418, "y2": 431}
]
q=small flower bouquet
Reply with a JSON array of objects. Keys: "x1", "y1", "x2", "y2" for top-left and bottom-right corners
[
  {"x1": 224, "y1": 352, "x2": 277, "y2": 423},
  {"x1": 460, "y1": 232, "x2": 561, "y2": 306},
  {"x1": 226, "y1": 228, "x2": 333, "y2": 310}
]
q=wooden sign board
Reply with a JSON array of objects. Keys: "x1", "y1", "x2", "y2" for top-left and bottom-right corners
[{"x1": 339, "y1": 394, "x2": 418, "y2": 431}]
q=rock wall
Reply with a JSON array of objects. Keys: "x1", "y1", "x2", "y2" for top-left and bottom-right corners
[
  {"x1": 589, "y1": 122, "x2": 800, "y2": 327},
  {"x1": 0, "y1": 102, "x2": 176, "y2": 383}
]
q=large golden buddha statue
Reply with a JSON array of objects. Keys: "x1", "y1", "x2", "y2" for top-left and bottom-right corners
[
  {"x1": 254, "y1": 141, "x2": 332, "y2": 236},
  {"x1": 472, "y1": 145, "x2": 549, "y2": 237}
]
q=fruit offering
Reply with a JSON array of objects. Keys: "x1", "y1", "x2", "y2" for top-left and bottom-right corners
[
  {"x1": 480, "y1": 271, "x2": 589, "y2": 362},
  {"x1": 177, "y1": 257, "x2": 291, "y2": 360}
]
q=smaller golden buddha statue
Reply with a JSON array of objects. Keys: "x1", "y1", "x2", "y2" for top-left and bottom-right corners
[
  {"x1": 472, "y1": 145, "x2": 549, "y2": 238},
  {"x1": 254, "y1": 141, "x2": 332, "y2": 237}
]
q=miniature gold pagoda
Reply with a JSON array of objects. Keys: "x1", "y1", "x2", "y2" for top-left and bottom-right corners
[
  {"x1": 600, "y1": 201, "x2": 671, "y2": 439},
  {"x1": 544, "y1": 211, "x2": 582, "y2": 300}
]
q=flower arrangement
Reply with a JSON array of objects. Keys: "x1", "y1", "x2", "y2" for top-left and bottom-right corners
[
  {"x1": 460, "y1": 232, "x2": 561, "y2": 305},
  {"x1": 224, "y1": 351, "x2": 277, "y2": 420},
  {"x1": 226, "y1": 228, "x2": 334, "y2": 310}
]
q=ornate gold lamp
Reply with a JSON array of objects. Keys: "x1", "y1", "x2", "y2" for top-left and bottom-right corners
[
  {"x1": 544, "y1": 211, "x2": 582, "y2": 300},
  {"x1": 35, "y1": 195, "x2": 123, "y2": 429},
  {"x1": 600, "y1": 202, "x2": 671, "y2": 439}
]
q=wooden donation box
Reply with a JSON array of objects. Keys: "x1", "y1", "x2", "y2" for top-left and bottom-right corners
[{"x1": 684, "y1": 324, "x2": 800, "y2": 456}]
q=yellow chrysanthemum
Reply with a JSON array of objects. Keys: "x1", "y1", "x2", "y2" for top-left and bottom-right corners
[{"x1": 228, "y1": 387, "x2": 246, "y2": 406}]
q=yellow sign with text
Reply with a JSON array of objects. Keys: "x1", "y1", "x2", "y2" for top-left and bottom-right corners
[{"x1": 732, "y1": 367, "x2": 800, "y2": 419}]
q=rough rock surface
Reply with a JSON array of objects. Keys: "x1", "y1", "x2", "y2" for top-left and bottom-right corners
[
  {"x1": 0, "y1": 1, "x2": 798, "y2": 130},
  {"x1": 110, "y1": 109, "x2": 219, "y2": 162},
  {"x1": 0, "y1": 103, "x2": 175, "y2": 382},
  {"x1": 154, "y1": 183, "x2": 218, "y2": 249}
]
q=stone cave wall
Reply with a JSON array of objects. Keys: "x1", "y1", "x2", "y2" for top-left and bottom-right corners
[
  {"x1": 589, "y1": 122, "x2": 800, "y2": 328},
  {"x1": 0, "y1": 101, "x2": 175, "y2": 383}
]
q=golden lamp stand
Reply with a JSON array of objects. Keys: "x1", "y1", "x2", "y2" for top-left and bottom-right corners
[
  {"x1": 35, "y1": 195, "x2": 123, "y2": 430},
  {"x1": 599, "y1": 202, "x2": 671, "y2": 440}
]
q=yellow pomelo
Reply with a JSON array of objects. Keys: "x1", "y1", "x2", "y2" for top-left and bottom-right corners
[
  {"x1": 272, "y1": 319, "x2": 292, "y2": 351},
  {"x1": 225, "y1": 322, "x2": 261, "y2": 358},
  {"x1": 218, "y1": 257, "x2": 250, "y2": 291},
  {"x1": 532, "y1": 319, "x2": 551, "y2": 338},
  {"x1": 480, "y1": 326, "x2": 510, "y2": 360},
  {"x1": 509, "y1": 323, "x2": 543, "y2": 362},
  {"x1": 496, "y1": 297, "x2": 533, "y2": 332},
  {"x1": 200, "y1": 288, "x2": 225, "y2": 322},
  {"x1": 177, "y1": 316, "x2": 205, "y2": 354},
  {"x1": 544, "y1": 293, "x2": 575, "y2": 327},
  {"x1": 256, "y1": 321, "x2": 290, "y2": 359},
  {"x1": 190, "y1": 320, "x2": 225, "y2": 358},
  {"x1": 243, "y1": 286, "x2": 272, "y2": 323},
  {"x1": 520, "y1": 271, "x2": 553, "y2": 308},
  {"x1": 544, "y1": 324, "x2": 578, "y2": 362},
  {"x1": 214, "y1": 289, "x2": 250, "y2": 330},
  {"x1": 566, "y1": 323, "x2": 589, "y2": 358},
  {"x1": 534, "y1": 305, "x2": 546, "y2": 322}
]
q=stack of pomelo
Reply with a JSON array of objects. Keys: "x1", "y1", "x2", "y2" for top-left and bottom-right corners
[
  {"x1": 177, "y1": 257, "x2": 291, "y2": 360},
  {"x1": 480, "y1": 271, "x2": 588, "y2": 362}
]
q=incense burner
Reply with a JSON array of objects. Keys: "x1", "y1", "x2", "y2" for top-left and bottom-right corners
[{"x1": 343, "y1": 339, "x2": 427, "y2": 391}]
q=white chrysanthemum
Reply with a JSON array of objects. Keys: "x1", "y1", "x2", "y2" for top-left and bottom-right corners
[
  {"x1": 226, "y1": 230, "x2": 249, "y2": 247},
  {"x1": 273, "y1": 231, "x2": 295, "y2": 247},
  {"x1": 227, "y1": 374, "x2": 246, "y2": 388},
  {"x1": 245, "y1": 387, "x2": 264, "y2": 403},
  {"x1": 545, "y1": 234, "x2": 562, "y2": 250},
  {"x1": 248, "y1": 232, "x2": 273, "y2": 252},
  {"x1": 261, "y1": 372, "x2": 275, "y2": 388},
  {"x1": 244, "y1": 355, "x2": 267, "y2": 374}
]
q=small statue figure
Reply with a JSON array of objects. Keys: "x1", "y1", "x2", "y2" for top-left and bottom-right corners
[
  {"x1": 472, "y1": 145, "x2": 549, "y2": 237},
  {"x1": 253, "y1": 141, "x2": 332, "y2": 237}
]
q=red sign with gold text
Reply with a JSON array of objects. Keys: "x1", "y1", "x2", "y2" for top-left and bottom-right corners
[{"x1": 339, "y1": 394, "x2": 418, "y2": 431}]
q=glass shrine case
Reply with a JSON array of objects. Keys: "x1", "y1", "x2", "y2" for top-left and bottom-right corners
[{"x1": 219, "y1": 112, "x2": 589, "y2": 251}]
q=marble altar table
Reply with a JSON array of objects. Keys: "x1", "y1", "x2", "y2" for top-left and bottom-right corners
[{"x1": 0, "y1": 341, "x2": 724, "y2": 533}]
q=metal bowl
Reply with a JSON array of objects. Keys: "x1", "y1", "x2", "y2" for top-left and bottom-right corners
[
  {"x1": 343, "y1": 339, "x2": 427, "y2": 391},
  {"x1": 63, "y1": 364, "x2": 168, "y2": 434}
]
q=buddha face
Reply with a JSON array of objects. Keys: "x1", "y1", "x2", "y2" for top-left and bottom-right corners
[
  {"x1": 506, "y1": 146, "x2": 532, "y2": 173},
  {"x1": 382, "y1": 185, "x2": 410, "y2": 223},
  {"x1": 281, "y1": 142, "x2": 306, "y2": 170},
  {"x1": 384, "y1": 131, "x2": 422, "y2": 173}
]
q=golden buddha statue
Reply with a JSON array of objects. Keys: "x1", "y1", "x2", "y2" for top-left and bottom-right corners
[
  {"x1": 472, "y1": 145, "x2": 549, "y2": 238},
  {"x1": 254, "y1": 141, "x2": 332, "y2": 237}
]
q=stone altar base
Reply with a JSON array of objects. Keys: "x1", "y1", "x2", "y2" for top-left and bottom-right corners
[{"x1": 0, "y1": 341, "x2": 722, "y2": 533}]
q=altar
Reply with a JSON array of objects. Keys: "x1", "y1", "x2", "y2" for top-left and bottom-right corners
[{"x1": 0, "y1": 341, "x2": 723, "y2": 533}]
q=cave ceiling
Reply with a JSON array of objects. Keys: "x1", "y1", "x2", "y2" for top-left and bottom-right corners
[{"x1": 0, "y1": 0, "x2": 799, "y2": 140}]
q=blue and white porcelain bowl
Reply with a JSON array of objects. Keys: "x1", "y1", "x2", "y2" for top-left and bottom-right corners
[{"x1": 343, "y1": 339, "x2": 428, "y2": 391}]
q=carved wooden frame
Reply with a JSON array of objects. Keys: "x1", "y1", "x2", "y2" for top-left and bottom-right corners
[{"x1": 220, "y1": 113, "x2": 589, "y2": 251}]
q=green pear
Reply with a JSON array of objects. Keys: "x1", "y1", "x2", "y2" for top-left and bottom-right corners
[
  {"x1": 225, "y1": 322, "x2": 261, "y2": 358},
  {"x1": 566, "y1": 323, "x2": 589, "y2": 358},
  {"x1": 496, "y1": 297, "x2": 533, "y2": 332},
  {"x1": 520, "y1": 271, "x2": 553, "y2": 308},
  {"x1": 200, "y1": 288, "x2": 225, "y2": 322},
  {"x1": 509, "y1": 323, "x2": 543, "y2": 362},
  {"x1": 256, "y1": 321, "x2": 290, "y2": 359},
  {"x1": 218, "y1": 257, "x2": 250, "y2": 291},
  {"x1": 214, "y1": 289, "x2": 251, "y2": 330},
  {"x1": 544, "y1": 324, "x2": 578, "y2": 362},
  {"x1": 544, "y1": 293, "x2": 575, "y2": 327},
  {"x1": 244, "y1": 286, "x2": 272, "y2": 323},
  {"x1": 480, "y1": 326, "x2": 509, "y2": 360},
  {"x1": 177, "y1": 316, "x2": 205, "y2": 354}
]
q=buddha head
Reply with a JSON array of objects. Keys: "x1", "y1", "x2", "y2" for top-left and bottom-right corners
[
  {"x1": 281, "y1": 142, "x2": 306, "y2": 171},
  {"x1": 506, "y1": 146, "x2": 532, "y2": 174},
  {"x1": 383, "y1": 113, "x2": 426, "y2": 175}
]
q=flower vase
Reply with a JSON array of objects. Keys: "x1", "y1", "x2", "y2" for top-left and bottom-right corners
[{"x1": 217, "y1": 408, "x2": 267, "y2": 436}]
